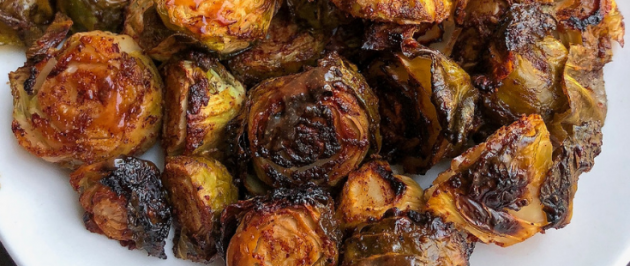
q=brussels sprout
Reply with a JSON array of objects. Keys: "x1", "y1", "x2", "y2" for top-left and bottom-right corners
[
  {"x1": 155, "y1": 0, "x2": 281, "y2": 54},
  {"x1": 541, "y1": 44, "x2": 607, "y2": 229},
  {"x1": 331, "y1": 0, "x2": 452, "y2": 24},
  {"x1": 477, "y1": 4, "x2": 569, "y2": 126},
  {"x1": 162, "y1": 51, "x2": 245, "y2": 159},
  {"x1": 57, "y1": 0, "x2": 128, "y2": 32},
  {"x1": 122, "y1": 0, "x2": 199, "y2": 61},
  {"x1": 366, "y1": 49, "x2": 478, "y2": 174},
  {"x1": 286, "y1": 0, "x2": 353, "y2": 30},
  {"x1": 0, "y1": 0, "x2": 54, "y2": 46},
  {"x1": 227, "y1": 13, "x2": 327, "y2": 87},
  {"x1": 229, "y1": 52, "x2": 381, "y2": 189},
  {"x1": 424, "y1": 115, "x2": 553, "y2": 247},
  {"x1": 551, "y1": 0, "x2": 625, "y2": 64},
  {"x1": 70, "y1": 156, "x2": 171, "y2": 258},
  {"x1": 219, "y1": 186, "x2": 342, "y2": 266},
  {"x1": 162, "y1": 156, "x2": 238, "y2": 263},
  {"x1": 342, "y1": 210, "x2": 475, "y2": 266},
  {"x1": 336, "y1": 160, "x2": 424, "y2": 231},
  {"x1": 10, "y1": 31, "x2": 163, "y2": 169}
]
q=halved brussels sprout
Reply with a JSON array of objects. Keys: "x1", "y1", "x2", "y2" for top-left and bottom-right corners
[
  {"x1": 219, "y1": 186, "x2": 342, "y2": 266},
  {"x1": 551, "y1": 0, "x2": 625, "y2": 64},
  {"x1": 424, "y1": 115, "x2": 553, "y2": 247},
  {"x1": 155, "y1": 0, "x2": 281, "y2": 54},
  {"x1": 342, "y1": 210, "x2": 475, "y2": 266},
  {"x1": 122, "y1": 0, "x2": 199, "y2": 61},
  {"x1": 230, "y1": 52, "x2": 381, "y2": 189},
  {"x1": 70, "y1": 156, "x2": 171, "y2": 258},
  {"x1": 162, "y1": 51, "x2": 245, "y2": 160},
  {"x1": 0, "y1": 0, "x2": 54, "y2": 46},
  {"x1": 57, "y1": 0, "x2": 128, "y2": 32},
  {"x1": 331, "y1": 0, "x2": 452, "y2": 24},
  {"x1": 366, "y1": 48, "x2": 478, "y2": 174},
  {"x1": 162, "y1": 156, "x2": 238, "y2": 263},
  {"x1": 227, "y1": 13, "x2": 327, "y2": 87},
  {"x1": 541, "y1": 44, "x2": 607, "y2": 229},
  {"x1": 478, "y1": 4, "x2": 569, "y2": 126},
  {"x1": 10, "y1": 31, "x2": 163, "y2": 169},
  {"x1": 336, "y1": 160, "x2": 424, "y2": 231}
]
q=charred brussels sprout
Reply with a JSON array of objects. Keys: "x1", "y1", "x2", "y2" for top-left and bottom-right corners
[
  {"x1": 155, "y1": 0, "x2": 281, "y2": 54},
  {"x1": 70, "y1": 156, "x2": 171, "y2": 258},
  {"x1": 219, "y1": 186, "x2": 342, "y2": 266},
  {"x1": 367, "y1": 49, "x2": 478, "y2": 174},
  {"x1": 0, "y1": 0, "x2": 54, "y2": 46},
  {"x1": 286, "y1": 0, "x2": 352, "y2": 30},
  {"x1": 424, "y1": 115, "x2": 553, "y2": 247},
  {"x1": 122, "y1": 0, "x2": 198, "y2": 61},
  {"x1": 57, "y1": 0, "x2": 128, "y2": 32},
  {"x1": 227, "y1": 13, "x2": 327, "y2": 87},
  {"x1": 162, "y1": 51, "x2": 245, "y2": 159},
  {"x1": 331, "y1": 0, "x2": 452, "y2": 24},
  {"x1": 162, "y1": 156, "x2": 238, "y2": 263},
  {"x1": 10, "y1": 31, "x2": 163, "y2": 169},
  {"x1": 231, "y1": 52, "x2": 381, "y2": 189},
  {"x1": 478, "y1": 4, "x2": 569, "y2": 125},
  {"x1": 342, "y1": 210, "x2": 475, "y2": 266},
  {"x1": 336, "y1": 160, "x2": 424, "y2": 231}
]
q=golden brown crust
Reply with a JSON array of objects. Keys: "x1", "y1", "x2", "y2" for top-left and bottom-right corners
[{"x1": 331, "y1": 0, "x2": 453, "y2": 24}]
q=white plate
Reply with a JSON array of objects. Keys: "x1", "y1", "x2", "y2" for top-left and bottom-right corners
[{"x1": 0, "y1": 4, "x2": 629, "y2": 265}]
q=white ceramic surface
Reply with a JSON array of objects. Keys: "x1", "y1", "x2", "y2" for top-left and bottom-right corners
[{"x1": 0, "y1": 3, "x2": 629, "y2": 265}]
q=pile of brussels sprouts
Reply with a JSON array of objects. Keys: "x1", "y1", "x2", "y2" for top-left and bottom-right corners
[{"x1": 2, "y1": 0, "x2": 624, "y2": 264}]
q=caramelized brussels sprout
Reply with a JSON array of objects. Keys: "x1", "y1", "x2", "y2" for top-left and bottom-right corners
[
  {"x1": 367, "y1": 49, "x2": 478, "y2": 174},
  {"x1": 424, "y1": 115, "x2": 553, "y2": 246},
  {"x1": 70, "y1": 156, "x2": 171, "y2": 258},
  {"x1": 155, "y1": 0, "x2": 281, "y2": 54},
  {"x1": 219, "y1": 186, "x2": 342, "y2": 266},
  {"x1": 122, "y1": 0, "x2": 199, "y2": 61},
  {"x1": 478, "y1": 4, "x2": 569, "y2": 126},
  {"x1": 228, "y1": 14, "x2": 327, "y2": 87},
  {"x1": 336, "y1": 160, "x2": 424, "y2": 231},
  {"x1": 342, "y1": 210, "x2": 475, "y2": 266},
  {"x1": 57, "y1": 0, "x2": 128, "y2": 32},
  {"x1": 331, "y1": 0, "x2": 452, "y2": 24},
  {"x1": 162, "y1": 156, "x2": 238, "y2": 263},
  {"x1": 10, "y1": 31, "x2": 163, "y2": 169},
  {"x1": 541, "y1": 44, "x2": 607, "y2": 229},
  {"x1": 230, "y1": 52, "x2": 381, "y2": 189},
  {"x1": 0, "y1": 0, "x2": 54, "y2": 46},
  {"x1": 551, "y1": 0, "x2": 625, "y2": 64},
  {"x1": 162, "y1": 51, "x2": 245, "y2": 159}
]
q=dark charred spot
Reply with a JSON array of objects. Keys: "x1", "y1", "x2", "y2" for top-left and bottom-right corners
[{"x1": 23, "y1": 66, "x2": 38, "y2": 95}]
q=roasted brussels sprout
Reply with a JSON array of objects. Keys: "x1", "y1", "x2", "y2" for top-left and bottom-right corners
[
  {"x1": 10, "y1": 31, "x2": 163, "y2": 169},
  {"x1": 367, "y1": 48, "x2": 478, "y2": 174},
  {"x1": 477, "y1": 4, "x2": 569, "y2": 126},
  {"x1": 227, "y1": 13, "x2": 327, "y2": 87},
  {"x1": 219, "y1": 186, "x2": 342, "y2": 266},
  {"x1": 0, "y1": 0, "x2": 54, "y2": 46},
  {"x1": 342, "y1": 210, "x2": 475, "y2": 266},
  {"x1": 162, "y1": 51, "x2": 245, "y2": 159},
  {"x1": 336, "y1": 160, "x2": 424, "y2": 231},
  {"x1": 162, "y1": 156, "x2": 238, "y2": 263},
  {"x1": 70, "y1": 156, "x2": 171, "y2": 258},
  {"x1": 551, "y1": 0, "x2": 625, "y2": 64},
  {"x1": 331, "y1": 0, "x2": 452, "y2": 24},
  {"x1": 424, "y1": 115, "x2": 553, "y2": 247},
  {"x1": 230, "y1": 52, "x2": 381, "y2": 189},
  {"x1": 155, "y1": 0, "x2": 281, "y2": 54},
  {"x1": 57, "y1": 0, "x2": 128, "y2": 32},
  {"x1": 122, "y1": 0, "x2": 199, "y2": 61},
  {"x1": 541, "y1": 44, "x2": 607, "y2": 229}
]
